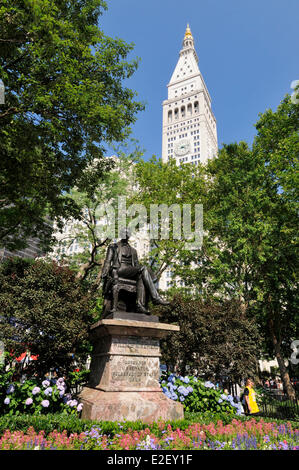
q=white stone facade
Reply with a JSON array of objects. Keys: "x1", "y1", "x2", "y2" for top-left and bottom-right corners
[{"x1": 162, "y1": 25, "x2": 217, "y2": 166}]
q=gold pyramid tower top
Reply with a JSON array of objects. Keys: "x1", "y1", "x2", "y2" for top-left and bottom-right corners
[{"x1": 184, "y1": 23, "x2": 193, "y2": 38}]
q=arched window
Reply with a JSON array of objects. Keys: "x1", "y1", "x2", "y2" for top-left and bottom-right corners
[
  {"x1": 181, "y1": 105, "x2": 186, "y2": 118},
  {"x1": 168, "y1": 110, "x2": 172, "y2": 123},
  {"x1": 187, "y1": 103, "x2": 192, "y2": 116},
  {"x1": 174, "y1": 108, "x2": 179, "y2": 120},
  {"x1": 194, "y1": 101, "x2": 199, "y2": 113}
]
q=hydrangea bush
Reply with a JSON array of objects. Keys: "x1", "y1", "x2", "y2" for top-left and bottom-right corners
[
  {"x1": 160, "y1": 374, "x2": 243, "y2": 416},
  {"x1": 1, "y1": 373, "x2": 83, "y2": 416}
]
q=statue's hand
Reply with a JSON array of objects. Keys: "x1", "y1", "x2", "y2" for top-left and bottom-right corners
[{"x1": 111, "y1": 269, "x2": 118, "y2": 283}]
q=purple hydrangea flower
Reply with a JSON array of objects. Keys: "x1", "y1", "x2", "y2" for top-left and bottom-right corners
[
  {"x1": 67, "y1": 399, "x2": 78, "y2": 407},
  {"x1": 32, "y1": 386, "x2": 41, "y2": 395},
  {"x1": 6, "y1": 384, "x2": 14, "y2": 394},
  {"x1": 63, "y1": 393, "x2": 72, "y2": 404},
  {"x1": 25, "y1": 397, "x2": 33, "y2": 406},
  {"x1": 168, "y1": 382, "x2": 174, "y2": 391},
  {"x1": 42, "y1": 380, "x2": 50, "y2": 388},
  {"x1": 204, "y1": 381, "x2": 215, "y2": 389},
  {"x1": 44, "y1": 387, "x2": 53, "y2": 396},
  {"x1": 41, "y1": 400, "x2": 50, "y2": 408},
  {"x1": 77, "y1": 403, "x2": 83, "y2": 412},
  {"x1": 4, "y1": 397, "x2": 10, "y2": 405}
]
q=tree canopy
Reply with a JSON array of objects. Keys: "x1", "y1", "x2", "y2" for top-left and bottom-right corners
[
  {"x1": 157, "y1": 296, "x2": 262, "y2": 383},
  {"x1": 0, "y1": 257, "x2": 93, "y2": 377},
  {"x1": 0, "y1": 0, "x2": 144, "y2": 251},
  {"x1": 177, "y1": 96, "x2": 298, "y2": 397},
  {"x1": 132, "y1": 95, "x2": 298, "y2": 397}
]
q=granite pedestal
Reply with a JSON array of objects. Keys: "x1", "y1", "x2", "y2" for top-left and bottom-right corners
[{"x1": 79, "y1": 315, "x2": 184, "y2": 423}]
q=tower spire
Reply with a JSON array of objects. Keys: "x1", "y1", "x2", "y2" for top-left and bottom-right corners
[
  {"x1": 183, "y1": 23, "x2": 194, "y2": 49},
  {"x1": 184, "y1": 23, "x2": 192, "y2": 39}
]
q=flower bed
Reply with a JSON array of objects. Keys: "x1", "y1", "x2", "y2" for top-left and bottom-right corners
[{"x1": 1, "y1": 418, "x2": 298, "y2": 450}]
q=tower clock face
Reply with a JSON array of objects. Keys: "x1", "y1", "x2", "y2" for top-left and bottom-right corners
[{"x1": 174, "y1": 139, "x2": 190, "y2": 156}]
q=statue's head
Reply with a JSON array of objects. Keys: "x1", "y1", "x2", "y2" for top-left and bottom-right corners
[{"x1": 119, "y1": 227, "x2": 131, "y2": 241}]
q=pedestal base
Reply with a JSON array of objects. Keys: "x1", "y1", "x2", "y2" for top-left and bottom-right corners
[
  {"x1": 79, "y1": 388, "x2": 184, "y2": 423},
  {"x1": 78, "y1": 317, "x2": 184, "y2": 423}
]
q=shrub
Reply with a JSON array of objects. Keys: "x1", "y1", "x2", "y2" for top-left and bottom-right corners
[
  {"x1": 0, "y1": 258, "x2": 93, "y2": 378},
  {"x1": 0, "y1": 372, "x2": 83, "y2": 417},
  {"x1": 160, "y1": 374, "x2": 243, "y2": 416}
]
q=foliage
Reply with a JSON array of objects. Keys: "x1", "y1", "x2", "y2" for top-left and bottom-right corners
[
  {"x1": 0, "y1": 373, "x2": 82, "y2": 416},
  {"x1": 51, "y1": 151, "x2": 142, "y2": 285},
  {"x1": 160, "y1": 373, "x2": 242, "y2": 416},
  {"x1": 207, "y1": 97, "x2": 298, "y2": 396},
  {"x1": 0, "y1": 411, "x2": 248, "y2": 438},
  {"x1": 129, "y1": 156, "x2": 206, "y2": 280},
  {"x1": 131, "y1": 95, "x2": 298, "y2": 398},
  {"x1": 0, "y1": 0, "x2": 144, "y2": 251},
  {"x1": 172, "y1": 96, "x2": 298, "y2": 398},
  {"x1": 68, "y1": 369, "x2": 90, "y2": 391},
  {"x1": 156, "y1": 296, "x2": 262, "y2": 381},
  {"x1": 0, "y1": 257, "x2": 94, "y2": 377}
]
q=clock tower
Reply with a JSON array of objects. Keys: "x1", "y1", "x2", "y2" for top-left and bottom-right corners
[{"x1": 162, "y1": 25, "x2": 218, "y2": 165}]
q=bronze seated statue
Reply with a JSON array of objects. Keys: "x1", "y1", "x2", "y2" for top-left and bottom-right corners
[{"x1": 101, "y1": 229, "x2": 169, "y2": 317}]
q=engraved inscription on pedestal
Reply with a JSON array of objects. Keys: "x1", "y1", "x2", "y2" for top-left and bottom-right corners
[
  {"x1": 111, "y1": 336, "x2": 160, "y2": 357},
  {"x1": 89, "y1": 330, "x2": 162, "y2": 392},
  {"x1": 110, "y1": 356, "x2": 160, "y2": 390}
]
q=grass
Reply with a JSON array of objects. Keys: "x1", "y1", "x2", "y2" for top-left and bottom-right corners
[{"x1": 0, "y1": 411, "x2": 298, "y2": 438}]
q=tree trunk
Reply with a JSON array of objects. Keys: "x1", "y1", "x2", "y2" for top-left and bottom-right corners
[{"x1": 269, "y1": 318, "x2": 296, "y2": 400}]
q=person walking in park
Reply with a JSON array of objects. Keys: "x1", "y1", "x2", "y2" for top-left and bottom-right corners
[{"x1": 243, "y1": 378, "x2": 260, "y2": 416}]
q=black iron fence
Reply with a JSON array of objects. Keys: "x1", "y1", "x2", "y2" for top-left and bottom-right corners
[{"x1": 258, "y1": 392, "x2": 299, "y2": 420}]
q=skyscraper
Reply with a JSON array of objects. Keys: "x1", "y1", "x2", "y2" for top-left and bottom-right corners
[{"x1": 162, "y1": 24, "x2": 217, "y2": 166}]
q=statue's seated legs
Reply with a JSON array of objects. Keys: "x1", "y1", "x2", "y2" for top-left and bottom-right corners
[
  {"x1": 138, "y1": 266, "x2": 169, "y2": 306},
  {"x1": 110, "y1": 265, "x2": 169, "y2": 314}
]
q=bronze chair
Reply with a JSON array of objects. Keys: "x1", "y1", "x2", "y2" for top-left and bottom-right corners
[
  {"x1": 102, "y1": 275, "x2": 139, "y2": 316},
  {"x1": 111, "y1": 277, "x2": 138, "y2": 312}
]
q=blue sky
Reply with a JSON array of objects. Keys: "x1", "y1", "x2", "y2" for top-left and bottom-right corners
[{"x1": 100, "y1": 0, "x2": 299, "y2": 161}]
